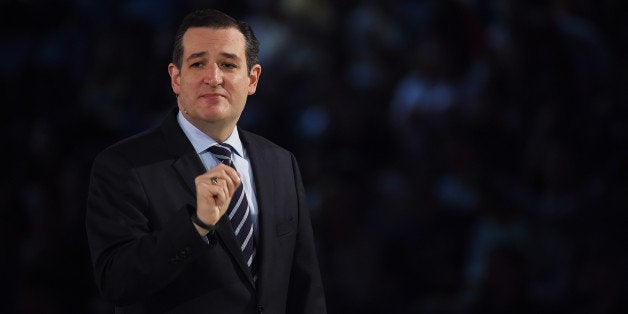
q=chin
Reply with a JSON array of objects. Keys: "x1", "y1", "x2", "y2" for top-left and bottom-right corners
[
  {"x1": 196, "y1": 104, "x2": 226, "y2": 116},
  {"x1": 198, "y1": 114, "x2": 226, "y2": 123}
]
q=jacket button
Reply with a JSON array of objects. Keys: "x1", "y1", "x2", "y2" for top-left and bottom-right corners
[{"x1": 178, "y1": 247, "x2": 192, "y2": 259}]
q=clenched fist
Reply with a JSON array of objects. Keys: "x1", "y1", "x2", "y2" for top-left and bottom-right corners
[{"x1": 193, "y1": 163, "x2": 241, "y2": 235}]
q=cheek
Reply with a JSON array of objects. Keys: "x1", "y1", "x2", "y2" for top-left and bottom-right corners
[
  {"x1": 180, "y1": 77, "x2": 202, "y2": 94},
  {"x1": 233, "y1": 78, "x2": 253, "y2": 95}
]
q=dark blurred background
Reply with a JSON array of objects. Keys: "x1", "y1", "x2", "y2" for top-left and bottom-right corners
[{"x1": 1, "y1": 0, "x2": 627, "y2": 313}]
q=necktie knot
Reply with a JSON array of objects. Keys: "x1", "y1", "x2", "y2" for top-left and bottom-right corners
[{"x1": 207, "y1": 144, "x2": 233, "y2": 166}]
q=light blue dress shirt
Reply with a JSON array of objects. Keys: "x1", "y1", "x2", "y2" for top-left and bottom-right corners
[{"x1": 177, "y1": 111, "x2": 259, "y2": 232}]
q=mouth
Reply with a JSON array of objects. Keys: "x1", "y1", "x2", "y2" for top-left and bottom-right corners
[
  {"x1": 200, "y1": 93, "x2": 224, "y2": 100},
  {"x1": 199, "y1": 93, "x2": 225, "y2": 104}
]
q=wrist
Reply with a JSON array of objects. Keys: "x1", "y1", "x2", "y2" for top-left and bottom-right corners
[{"x1": 190, "y1": 211, "x2": 215, "y2": 233}]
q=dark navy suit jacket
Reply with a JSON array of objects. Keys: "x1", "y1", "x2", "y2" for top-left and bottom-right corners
[{"x1": 86, "y1": 108, "x2": 326, "y2": 313}]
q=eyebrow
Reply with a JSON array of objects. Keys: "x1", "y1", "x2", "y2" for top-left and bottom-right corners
[
  {"x1": 220, "y1": 52, "x2": 240, "y2": 61},
  {"x1": 186, "y1": 51, "x2": 241, "y2": 62},
  {"x1": 187, "y1": 51, "x2": 207, "y2": 61}
]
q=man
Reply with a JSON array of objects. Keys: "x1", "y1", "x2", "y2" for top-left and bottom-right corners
[{"x1": 86, "y1": 9, "x2": 326, "y2": 313}]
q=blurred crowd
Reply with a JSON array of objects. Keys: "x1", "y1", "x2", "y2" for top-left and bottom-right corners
[{"x1": 1, "y1": 0, "x2": 626, "y2": 313}]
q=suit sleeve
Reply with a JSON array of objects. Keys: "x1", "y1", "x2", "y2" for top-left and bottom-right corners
[
  {"x1": 286, "y1": 153, "x2": 328, "y2": 313},
  {"x1": 85, "y1": 148, "x2": 207, "y2": 305}
]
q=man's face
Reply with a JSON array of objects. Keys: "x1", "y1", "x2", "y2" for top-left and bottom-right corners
[{"x1": 168, "y1": 27, "x2": 261, "y2": 136}]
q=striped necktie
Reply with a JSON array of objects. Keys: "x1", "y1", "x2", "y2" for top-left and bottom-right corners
[{"x1": 207, "y1": 143, "x2": 257, "y2": 278}]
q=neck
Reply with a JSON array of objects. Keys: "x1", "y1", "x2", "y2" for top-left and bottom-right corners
[
  {"x1": 181, "y1": 113, "x2": 235, "y2": 143},
  {"x1": 200, "y1": 121, "x2": 235, "y2": 143}
]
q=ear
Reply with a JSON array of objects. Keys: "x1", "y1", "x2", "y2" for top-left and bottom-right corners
[
  {"x1": 168, "y1": 63, "x2": 181, "y2": 95},
  {"x1": 247, "y1": 64, "x2": 262, "y2": 95}
]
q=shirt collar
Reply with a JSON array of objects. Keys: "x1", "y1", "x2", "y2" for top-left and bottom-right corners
[{"x1": 177, "y1": 110, "x2": 244, "y2": 157}]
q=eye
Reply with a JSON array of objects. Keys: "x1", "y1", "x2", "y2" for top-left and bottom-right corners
[
  {"x1": 221, "y1": 63, "x2": 238, "y2": 69},
  {"x1": 190, "y1": 62, "x2": 204, "y2": 68}
]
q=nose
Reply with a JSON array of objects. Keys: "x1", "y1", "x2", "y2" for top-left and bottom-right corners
[{"x1": 203, "y1": 63, "x2": 223, "y2": 87}]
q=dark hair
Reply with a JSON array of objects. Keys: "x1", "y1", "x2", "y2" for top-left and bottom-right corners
[{"x1": 172, "y1": 9, "x2": 259, "y2": 71}]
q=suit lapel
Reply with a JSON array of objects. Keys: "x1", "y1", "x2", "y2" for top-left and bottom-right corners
[
  {"x1": 240, "y1": 129, "x2": 277, "y2": 294},
  {"x1": 172, "y1": 153, "x2": 205, "y2": 195},
  {"x1": 214, "y1": 216, "x2": 255, "y2": 286},
  {"x1": 161, "y1": 108, "x2": 206, "y2": 196}
]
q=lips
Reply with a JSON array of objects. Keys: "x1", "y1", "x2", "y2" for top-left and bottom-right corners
[
  {"x1": 199, "y1": 93, "x2": 225, "y2": 104},
  {"x1": 200, "y1": 93, "x2": 224, "y2": 99}
]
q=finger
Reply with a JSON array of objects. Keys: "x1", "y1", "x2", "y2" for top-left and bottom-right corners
[
  {"x1": 204, "y1": 173, "x2": 234, "y2": 200},
  {"x1": 206, "y1": 164, "x2": 241, "y2": 197},
  {"x1": 197, "y1": 169, "x2": 229, "y2": 190},
  {"x1": 196, "y1": 174, "x2": 229, "y2": 200},
  {"x1": 195, "y1": 184, "x2": 225, "y2": 225},
  {"x1": 197, "y1": 181, "x2": 227, "y2": 207},
  {"x1": 217, "y1": 164, "x2": 241, "y2": 195}
]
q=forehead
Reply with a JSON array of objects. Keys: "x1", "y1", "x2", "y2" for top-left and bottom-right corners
[{"x1": 182, "y1": 27, "x2": 246, "y2": 58}]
